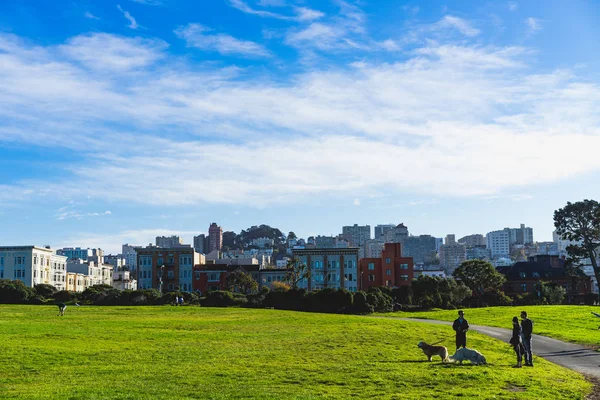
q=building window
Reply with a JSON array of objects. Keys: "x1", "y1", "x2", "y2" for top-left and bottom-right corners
[
  {"x1": 519, "y1": 272, "x2": 526, "y2": 278},
  {"x1": 386, "y1": 280, "x2": 392, "y2": 286},
  {"x1": 399, "y1": 275, "x2": 409, "y2": 281},
  {"x1": 399, "y1": 264, "x2": 409, "y2": 270},
  {"x1": 532, "y1": 272, "x2": 540, "y2": 278},
  {"x1": 368, "y1": 274, "x2": 376, "y2": 282},
  {"x1": 385, "y1": 258, "x2": 391, "y2": 264},
  {"x1": 521, "y1": 284, "x2": 527, "y2": 292},
  {"x1": 368, "y1": 263, "x2": 375, "y2": 270},
  {"x1": 385, "y1": 269, "x2": 392, "y2": 276},
  {"x1": 167, "y1": 271, "x2": 174, "y2": 279},
  {"x1": 208, "y1": 273, "x2": 219, "y2": 282},
  {"x1": 195, "y1": 271, "x2": 201, "y2": 280}
]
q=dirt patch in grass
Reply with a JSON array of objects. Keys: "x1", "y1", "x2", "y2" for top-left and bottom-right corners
[
  {"x1": 585, "y1": 375, "x2": 600, "y2": 400},
  {"x1": 505, "y1": 384, "x2": 526, "y2": 393}
]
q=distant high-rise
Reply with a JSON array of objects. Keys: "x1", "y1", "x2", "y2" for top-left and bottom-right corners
[
  {"x1": 385, "y1": 223, "x2": 409, "y2": 243},
  {"x1": 403, "y1": 235, "x2": 437, "y2": 264},
  {"x1": 458, "y1": 234, "x2": 486, "y2": 247},
  {"x1": 374, "y1": 224, "x2": 395, "y2": 239},
  {"x1": 193, "y1": 234, "x2": 206, "y2": 254},
  {"x1": 208, "y1": 223, "x2": 223, "y2": 252},
  {"x1": 486, "y1": 230, "x2": 510, "y2": 258},
  {"x1": 342, "y1": 224, "x2": 371, "y2": 247},
  {"x1": 156, "y1": 236, "x2": 183, "y2": 248},
  {"x1": 439, "y1": 237, "x2": 466, "y2": 273}
]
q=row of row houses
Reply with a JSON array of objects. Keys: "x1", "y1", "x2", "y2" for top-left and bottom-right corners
[
  {"x1": 0, "y1": 246, "x2": 136, "y2": 292},
  {"x1": 1, "y1": 245, "x2": 592, "y2": 303}
]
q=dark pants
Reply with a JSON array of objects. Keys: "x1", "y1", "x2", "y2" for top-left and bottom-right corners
[
  {"x1": 513, "y1": 343, "x2": 524, "y2": 363},
  {"x1": 521, "y1": 335, "x2": 532, "y2": 365},
  {"x1": 456, "y1": 333, "x2": 466, "y2": 350}
]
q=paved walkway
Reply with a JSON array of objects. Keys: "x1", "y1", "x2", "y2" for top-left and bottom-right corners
[{"x1": 395, "y1": 318, "x2": 600, "y2": 378}]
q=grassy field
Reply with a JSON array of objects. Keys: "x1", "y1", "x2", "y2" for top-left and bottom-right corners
[
  {"x1": 400, "y1": 305, "x2": 600, "y2": 348},
  {"x1": 0, "y1": 305, "x2": 593, "y2": 399}
]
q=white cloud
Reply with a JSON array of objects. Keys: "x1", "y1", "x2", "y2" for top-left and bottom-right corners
[
  {"x1": 434, "y1": 15, "x2": 480, "y2": 37},
  {"x1": 131, "y1": 0, "x2": 162, "y2": 5},
  {"x1": 175, "y1": 23, "x2": 271, "y2": 57},
  {"x1": 294, "y1": 7, "x2": 325, "y2": 22},
  {"x1": 56, "y1": 208, "x2": 112, "y2": 220},
  {"x1": 84, "y1": 12, "x2": 100, "y2": 20},
  {"x1": 526, "y1": 17, "x2": 542, "y2": 35},
  {"x1": 508, "y1": 2, "x2": 518, "y2": 11},
  {"x1": 60, "y1": 33, "x2": 167, "y2": 71},
  {"x1": 257, "y1": 0, "x2": 286, "y2": 6},
  {"x1": 353, "y1": 198, "x2": 361, "y2": 206},
  {"x1": 117, "y1": 5, "x2": 138, "y2": 29},
  {"x1": 1, "y1": 32, "x2": 600, "y2": 210},
  {"x1": 228, "y1": 0, "x2": 324, "y2": 22}
]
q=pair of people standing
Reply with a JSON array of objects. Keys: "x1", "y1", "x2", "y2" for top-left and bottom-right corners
[
  {"x1": 452, "y1": 310, "x2": 534, "y2": 368},
  {"x1": 511, "y1": 311, "x2": 534, "y2": 368}
]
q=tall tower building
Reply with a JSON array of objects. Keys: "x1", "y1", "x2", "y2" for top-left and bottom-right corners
[
  {"x1": 156, "y1": 236, "x2": 183, "y2": 248},
  {"x1": 208, "y1": 223, "x2": 223, "y2": 252},
  {"x1": 193, "y1": 234, "x2": 206, "y2": 254}
]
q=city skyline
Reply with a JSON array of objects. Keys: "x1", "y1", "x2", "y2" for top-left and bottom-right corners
[{"x1": 1, "y1": 0, "x2": 600, "y2": 253}]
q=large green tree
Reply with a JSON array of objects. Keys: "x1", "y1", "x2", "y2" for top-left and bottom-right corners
[
  {"x1": 453, "y1": 260, "x2": 506, "y2": 298},
  {"x1": 226, "y1": 270, "x2": 258, "y2": 295},
  {"x1": 284, "y1": 257, "x2": 310, "y2": 289},
  {"x1": 554, "y1": 199, "x2": 600, "y2": 299}
]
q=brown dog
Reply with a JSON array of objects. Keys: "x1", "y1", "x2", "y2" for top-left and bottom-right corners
[{"x1": 418, "y1": 341, "x2": 449, "y2": 362}]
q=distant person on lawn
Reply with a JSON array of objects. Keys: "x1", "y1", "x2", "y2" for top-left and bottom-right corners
[
  {"x1": 452, "y1": 310, "x2": 469, "y2": 350},
  {"x1": 510, "y1": 316, "x2": 525, "y2": 368},
  {"x1": 57, "y1": 302, "x2": 67, "y2": 316},
  {"x1": 520, "y1": 311, "x2": 534, "y2": 367}
]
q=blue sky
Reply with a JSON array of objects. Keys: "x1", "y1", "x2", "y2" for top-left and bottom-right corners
[{"x1": 1, "y1": 0, "x2": 600, "y2": 253}]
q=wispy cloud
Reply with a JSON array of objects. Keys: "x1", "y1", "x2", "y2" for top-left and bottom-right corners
[
  {"x1": 117, "y1": 5, "x2": 138, "y2": 29},
  {"x1": 131, "y1": 0, "x2": 162, "y2": 5},
  {"x1": 508, "y1": 1, "x2": 518, "y2": 11},
  {"x1": 175, "y1": 23, "x2": 270, "y2": 57},
  {"x1": 56, "y1": 208, "x2": 112, "y2": 220},
  {"x1": 526, "y1": 17, "x2": 542, "y2": 35},
  {"x1": 1, "y1": 32, "x2": 600, "y2": 211},
  {"x1": 434, "y1": 15, "x2": 480, "y2": 37},
  {"x1": 84, "y1": 11, "x2": 100, "y2": 20},
  {"x1": 227, "y1": 0, "x2": 324, "y2": 22},
  {"x1": 353, "y1": 198, "x2": 361, "y2": 206},
  {"x1": 60, "y1": 33, "x2": 167, "y2": 71}
]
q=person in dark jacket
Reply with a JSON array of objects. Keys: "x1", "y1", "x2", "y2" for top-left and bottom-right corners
[
  {"x1": 510, "y1": 316, "x2": 524, "y2": 368},
  {"x1": 520, "y1": 311, "x2": 534, "y2": 367},
  {"x1": 452, "y1": 310, "x2": 469, "y2": 350}
]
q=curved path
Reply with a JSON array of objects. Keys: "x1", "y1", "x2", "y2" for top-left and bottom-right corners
[{"x1": 397, "y1": 317, "x2": 600, "y2": 378}]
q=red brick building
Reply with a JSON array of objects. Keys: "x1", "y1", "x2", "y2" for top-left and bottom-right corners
[
  {"x1": 192, "y1": 264, "x2": 260, "y2": 294},
  {"x1": 358, "y1": 243, "x2": 414, "y2": 290},
  {"x1": 135, "y1": 246, "x2": 203, "y2": 292}
]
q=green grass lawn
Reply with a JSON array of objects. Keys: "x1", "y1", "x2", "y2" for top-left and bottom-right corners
[
  {"x1": 0, "y1": 305, "x2": 592, "y2": 399},
  {"x1": 399, "y1": 305, "x2": 600, "y2": 348}
]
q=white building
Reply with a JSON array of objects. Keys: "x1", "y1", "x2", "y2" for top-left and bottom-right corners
[
  {"x1": 486, "y1": 230, "x2": 511, "y2": 258},
  {"x1": 0, "y1": 246, "x2": 68, "y2": 290},
  {"x1": 104, "y1": 255, "x2": 126, "y2": 269},
  {"x1": 67, "y1": 259, "x2": 113, "y2": 286},
  {"x1": 112, "y1": 269, "x2": 137, "y2": 291}
]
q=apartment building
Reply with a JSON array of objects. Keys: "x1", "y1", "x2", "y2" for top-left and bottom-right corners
[
  {"x1": 358, "y1": 243, "x2": 414, "y2": 290},
  {"x1": 292, "y1": 247, "x2": 359, "y2": 292},
  {"x1": 136, "y1": 246, "x2": 205, "y2": 292},
  {"x1": 0, "y1": 246, "x2": 68, "y2": 290}
]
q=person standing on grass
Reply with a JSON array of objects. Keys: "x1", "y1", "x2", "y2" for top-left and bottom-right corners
[
  {"x1": 520, "y1": 311, "x2": 534, "y2": 367},
  {"x1": 510, "y1": 316, "x2": 524, "y2": 368},
  {"x1": 57, "y1": 302, "x2": 67, "y2": 316},
  {"x1": 452, "y1": 310, "x2": 469, "y2": 350}
]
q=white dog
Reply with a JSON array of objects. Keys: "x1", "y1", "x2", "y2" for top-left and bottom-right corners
[{"x1": 449, "y1": 347, "x2": 487, "y2": 365}]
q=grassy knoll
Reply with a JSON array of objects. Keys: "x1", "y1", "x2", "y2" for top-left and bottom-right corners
[
  {"x1": 400, "y1": 305, "x2": 600, "y2": 348},
  {"x1": 0, "y1": 305, "x2": 592, "y2": 399}
]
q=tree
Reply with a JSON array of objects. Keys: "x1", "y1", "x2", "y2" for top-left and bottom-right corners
[
  {"x1": 34, "y1": 283, "x2": 57, "y2": 299},
  {"x1": 554, "y1": 199, "x2": 600, "y2": 301},
  {"x1": 283, "y1": 257, "x2": 310, "y2": 289},
  {"x1": 226, "y1": 270, "x2": 258, "y2": 295},
  {"x1": 453, "y1": 260, "x2": 506, "y2": 299},
  {"x1": 287, "y1": 231, "x2": 297, "y2": 241}
]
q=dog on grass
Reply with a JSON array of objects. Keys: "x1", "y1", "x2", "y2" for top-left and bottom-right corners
[
  {"x1": 417, "y1": 341, "x2": 449, "y2": 362},
  {"x1": 449, "y1": 347, "x2": 487, "y2": 365}
]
